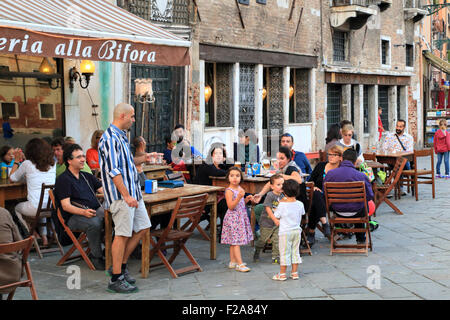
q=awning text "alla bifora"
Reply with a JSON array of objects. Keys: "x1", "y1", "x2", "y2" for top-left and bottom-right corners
[{"x1": 0, "y1": 34, "x2": 157, "y2": 63}]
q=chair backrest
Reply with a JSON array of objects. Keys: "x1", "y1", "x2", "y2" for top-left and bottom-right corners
[
  {"x1": 363, "y1": 153, "x2": 377, "y2": 161},
  {"x1": 323, "y1": 181, "x2": 368, "y2": 217},
  {"x1": 48, "y1": 189, "x2": 69, "y2": 230},
  {"x1": 0, "y1": 236, "x2": 34, "y2": 291},
  {"x1": 413, "y1": 148, "x2": 434, "y2": 173},
  {"x1": 166, "y1": 193, "x2": 209, "y2": 236},
  {"x1": 30, "y1": 184, "x2": 55, "y2": 231},
  {"x1": 384, "y1": 157, "x2": 407, "y2": 186},
  {"x1": 319, "y1": 150, "x2": 327, "y2": 162}
]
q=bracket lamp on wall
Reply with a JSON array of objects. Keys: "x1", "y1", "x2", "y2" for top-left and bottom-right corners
[
  {"x1": 39, "y1": 57, "x2": 60, "y2": 90},
  {"x1": 134, "y1": 78, "x2": 155, "y2": 104},
  {"x1": 69, "y1": 60, "x2": 95, "y2": 92}
]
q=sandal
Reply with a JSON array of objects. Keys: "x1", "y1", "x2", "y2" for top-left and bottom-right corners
[
  {"x1": 228, "y1": 262, "x2": 246, "y2": 269},
  {"x1": 272, "y1": 273, "x2": 287, "y2": 281},
  {"x1": 235, "y1": 264, "x2": 251, "y2": 272},
  {"x1": 290, "y1": 272, "x2": 299, "y2": 280}
]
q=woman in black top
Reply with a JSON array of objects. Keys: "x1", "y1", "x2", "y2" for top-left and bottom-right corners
[
  {"x1": 307, "y1": 145, "x2": 344, "y2": 244},
  {"x1": 194, "y1": 143, "x2": 230, "y2": 232}
]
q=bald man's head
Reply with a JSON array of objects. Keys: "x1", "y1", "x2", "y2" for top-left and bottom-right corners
[{"x1": 112, "y1": 103, "x2": 135, "y2": 130}]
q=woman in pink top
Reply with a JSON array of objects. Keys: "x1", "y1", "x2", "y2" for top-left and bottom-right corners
[
  {"x1": 86, "y1": 130, "x2": 104, "y2": 170},
  {"x1": 434, "y1": 119, "x2": 450, "y2": 178}
]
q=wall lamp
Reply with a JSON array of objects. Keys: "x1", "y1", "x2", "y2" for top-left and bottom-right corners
[
  {"x1": 69, "y1": 60, "x2": 95, "y2": 92},
  {"x1": 134, "y1": 78, "x2": 155, "y2": 104},
  {"x1": 39, "y1": 57, "x2": 60, "y2": 90}
]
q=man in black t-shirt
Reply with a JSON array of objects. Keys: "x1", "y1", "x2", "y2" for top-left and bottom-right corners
[{"x1": 54, "y1": 144, "x2": 105, "y2": 270}]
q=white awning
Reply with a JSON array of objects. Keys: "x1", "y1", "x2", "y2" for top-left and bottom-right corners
[{"x1": 0, "y1": 0, "x2": 191, "y2": 66}]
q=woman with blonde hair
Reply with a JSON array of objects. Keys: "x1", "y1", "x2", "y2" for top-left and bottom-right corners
[
  {"x1": 86, "y1": 130, "x2": 104, "y2": 170},
  {"x1": 305, "y1": 145, "x2": 345, "y2": 245},
  {"x1": 336, "y1": 124, "x2": 364, "y2": 165}
]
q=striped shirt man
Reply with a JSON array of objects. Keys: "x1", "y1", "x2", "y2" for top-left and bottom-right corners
[{"x1": 98, "y1": 124, "x2": 141, "y2": 208}]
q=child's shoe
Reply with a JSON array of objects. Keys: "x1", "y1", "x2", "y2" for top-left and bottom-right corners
[
  {"x1": 445, "y1": 175, "x2": 450, "y2": 179},
  {"x1": 272, "y1": 273, "x2": 287, "y2": 281},
  {"x1": 228, "y1": 262, "x2": 237, "y2": 269},
  {"x1": 436, "y1": 174, "x2": 442, "y2": 178},
  {"x1": 272, "y1": 257, "x2": 280, "y2": 264},
  {"x1": 235, "y1": 263, "x2": 251, "y2": 272}
]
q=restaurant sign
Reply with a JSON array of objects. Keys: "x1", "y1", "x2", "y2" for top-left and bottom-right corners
[{"x1": 0, "y1": 27, "x2": 190, "y2": 66}]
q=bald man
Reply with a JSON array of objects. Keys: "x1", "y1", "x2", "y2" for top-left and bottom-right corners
[{"x1": 98, "y1": 103, "x2": 151, "y2": 294}]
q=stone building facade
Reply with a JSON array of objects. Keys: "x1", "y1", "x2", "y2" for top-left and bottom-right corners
[{"x1": 189, "y1": 0, "x2": 426, "y2": 157}]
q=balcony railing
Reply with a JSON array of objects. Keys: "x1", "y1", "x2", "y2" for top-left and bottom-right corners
[{"x1": 332, "y1": 0, "x2": 380, "y2": 7}]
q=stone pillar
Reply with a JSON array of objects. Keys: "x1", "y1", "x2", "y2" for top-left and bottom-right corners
[
  {"x1": 368, "y1": 85, "x2": 378, "y2": 148},
  {"x1": 255, "y1": 64, "x2": 264, "y2": 151},
  {"x1": 342, "y1": 84, "x2": 352, "y2": 121},
  {"x1": 353, "y1": 84, "x2": 364, "y2": 146},
  {"x1": 310, "y1": 68, "x2": 317, "y2": 151},
  {"x1": 398, "y1": 86, "x2": 408, "y2": 132},
  {"x1": 283, "y1": 67, "x2": 290, "y2": 132},
  {"x1": 388, "y1": 86, "x2": 397, "y2": 132},
  {"x1": 232, "y1": 63, "x2": 240, "y2": 146},
  {"x1": 194, "y1": 59, "x2": 205, "y2": 154}
]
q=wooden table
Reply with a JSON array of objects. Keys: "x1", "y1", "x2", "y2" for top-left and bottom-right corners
[
  {"x1": 376, "y1": 151, "x2": 414, "y2": 167},
  {"x1": 0, "y1": 180, "x2": 27, "y2": 207},
  {"x1": 142, "y1": 165, "x2": 171, "y2": 180},
  {"x1": 210, "y1": 175, "x2": 270, "y2": 244},
  {"x1": 104, "y1": 184, "x2": 224, "y2": 278}
]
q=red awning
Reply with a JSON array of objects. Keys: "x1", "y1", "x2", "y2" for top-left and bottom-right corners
[{"x1": 0, "y1": 0, "x2": 190, "y2": 66}]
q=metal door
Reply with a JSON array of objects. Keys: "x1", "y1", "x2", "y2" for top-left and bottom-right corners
[{"x1": 130, "y1": 65, "x2": 173, "y2": 153}]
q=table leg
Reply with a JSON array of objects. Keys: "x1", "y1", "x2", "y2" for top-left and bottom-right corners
[
  {"x1": 104, "y1": 210, "x2": 112, "y2": 270},
  {"x1": 141, "y1": 228, "x2": 150, "y2": 278},
  {"x1": 210, "y1": 195, "x2": 217, "y2": 260}
]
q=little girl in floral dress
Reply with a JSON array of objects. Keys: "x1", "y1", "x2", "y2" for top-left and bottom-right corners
[{"x1": 221, "y1": 167, "x2": 254, "y2": 272}]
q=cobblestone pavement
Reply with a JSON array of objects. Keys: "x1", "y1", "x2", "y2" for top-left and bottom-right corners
[{"x1": 11, "y1": 158, "x2": 450, "y2": 300}]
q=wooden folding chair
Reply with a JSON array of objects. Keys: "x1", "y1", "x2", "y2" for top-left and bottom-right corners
[
  {"x1": 0, "y1": 236, "x2": 38, "y2": 300},
  {"x1": 149, "y1": 193, "x2": 208, "y2": 278},
  {"x1": 23, "y1": 184, "x2": 64, "y2": 259},
  {"x1": 374, "y1": 157, "x2": 407, "y2": 215},
  {"x1": 48, "y1": 190, "x2": 96, "y2": 270},
  {"x1": 400, "y1": 149, "x2": 435, "y2": 201},
  {"x1": 323, "y1": 181, "x2": 373, "y2": 256}
]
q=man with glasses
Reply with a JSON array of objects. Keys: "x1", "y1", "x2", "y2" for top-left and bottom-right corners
[
  {"x1": 280, "y1": 133, "x2": 312, "y2": 175},
  {"x1": 54, "y1": 143, "x2": 105, "y2": 270},
  {"x1": 52, "y1": 137, "x2": 92, "y2": 178}
]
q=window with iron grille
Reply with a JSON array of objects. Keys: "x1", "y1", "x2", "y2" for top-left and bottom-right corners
[
  {"x1": 381, "y1": 39, "x2": 390, "y2": 65},
  {"x1": 333, "y1": 31, "x2": 347, "y2": 62},
  {"x1": 204, "y1": 63, "x2": 233, "y2": 128},
  {"x1": 363, "y1": 85, "x2": 369, "y2": 133},
  {"x1": 405, "y1": 44, "x2": 413, "y2": 67},
  {"x1": 289, "y1": 69, "x2": 310, "y2": 124},
  {"x1": 327, "y1": 84, "x2": 342, "y2": 129},
  {"x1": 378, "y1": 86, "x2": 389, "y2": 130}
]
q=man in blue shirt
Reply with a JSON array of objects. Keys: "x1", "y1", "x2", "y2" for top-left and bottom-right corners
[
  {"x1": 2, "y1": 115, "x2": 13, "y2": 139},
  {"x1": 324, "y1": 149, "x2": 374, "y2": 244},
  {"x1": 280, "y1": 133, "x2": 312, "y2": 175},
  {"x1": 99, "y1": 103, "x2": 151, "y2": 294}
]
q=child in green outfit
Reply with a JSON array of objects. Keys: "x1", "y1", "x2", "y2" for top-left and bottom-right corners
[{"x1": 253, "y1": 174, "x2": 284, "y2": 264}]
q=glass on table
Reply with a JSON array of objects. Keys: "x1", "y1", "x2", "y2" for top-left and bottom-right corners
[{"x1": 261, "y1": 159, "x2": 270, "y2": 171}]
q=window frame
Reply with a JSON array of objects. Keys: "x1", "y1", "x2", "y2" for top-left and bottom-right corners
[
  {"x1": 38, "y1": 103, "x2": 56, "y2": 120},
  {"x1": 380, "y1": 36, "x2": 391, "y2": 68},
  {"x1": 405, "y1": 43, "x2": 414, "y2": 68},
  {"x1": 0, "y1": 102, "x2": 19, "y2": 119},
  {"x1": 333, "y1": 30, "x2": 348, "y2": 63}
]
